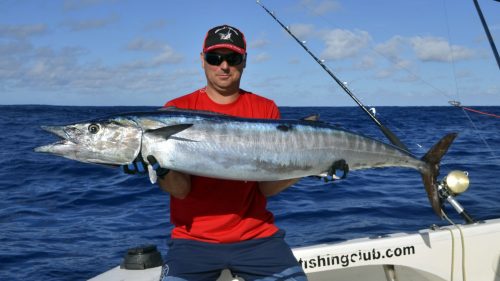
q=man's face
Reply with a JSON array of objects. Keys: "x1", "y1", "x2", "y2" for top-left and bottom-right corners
[{"x1": 201, "y1": 48, "x2": 246, "y2": 95}]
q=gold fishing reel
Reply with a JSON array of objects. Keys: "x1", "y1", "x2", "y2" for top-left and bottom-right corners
[
  {"x1": 442, "y1": 170, "x2": 470, "y2": 195},
  {"x1": 437, "y1": 170, "x2": 474, "y2": 223}
]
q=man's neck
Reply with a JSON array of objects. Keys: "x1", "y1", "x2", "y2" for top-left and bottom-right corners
[{"x1": 205, "y1": 86, "x2": 240, "y2": 104}]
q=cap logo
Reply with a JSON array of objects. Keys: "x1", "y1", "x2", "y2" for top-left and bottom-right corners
[
  {"x1": 204, "y1": 25, "x2": 246, "y2": 54},
  {"x1": 215, "y1": 26, "x2": 239, "y2": 42}
]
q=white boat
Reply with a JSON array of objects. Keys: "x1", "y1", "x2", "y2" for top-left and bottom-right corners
[{"x1": 90, "y1": 218, "x2": 500, "y2": 281}]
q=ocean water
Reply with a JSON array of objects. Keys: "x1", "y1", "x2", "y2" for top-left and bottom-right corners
[{"x1": 1, "y1": 105, "x2": 499, "y2": 280}]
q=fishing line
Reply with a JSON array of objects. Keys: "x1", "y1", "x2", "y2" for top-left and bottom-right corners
[
  {"x1": 373, "y1": 111, "x2": 425, "y2": 153},
  {"x1": 297, "y1": 0, "x2": 499, "y2": 120},
  {"x1": 440, "y1": 0, "x2": 500, "y2": 163},
  {"x1": 459, "y1": 106, "x2": 500, "y2": 118},
  {"x1": 443, "y1": 0, "x2": 500, "y2": 121},
  {"x1": 257, "y1": 0, "x2": 409, "y2": 152},
  {"x1": 295, "y1": 0, "x2": 457, "y2": 103},
  {"x1": 460, "y1": 107, "x2": 499, "y2": 159},
  {"x1": 441, "y1": 0, "x2": 462, "y2": 103},
  {"x1": 268, "y1": 0, "x2": 460, "y2": 153},
  {"x1": 442, "y1": 0, "x2": 498, "y2": 157},
  {"x1": 448, "y1": 101, "x2": 500, "y2": 159},
  {"x1": 443, "y1": 0, "x2": 500, "y2": 161},
  {"x1": 443, "y1": 212, "x2": 468, "y2": 281},
  {"x1": 294, "y1": 0, "x2": 498, "y2": 159},
  {"x1": 258, "y1": 0, "x2": 447, "y2": 152}
]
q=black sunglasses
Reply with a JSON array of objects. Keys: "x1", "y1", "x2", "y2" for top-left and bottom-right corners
[{"x1": 204, "y1": 52, "x2": 245, "y2": 66}]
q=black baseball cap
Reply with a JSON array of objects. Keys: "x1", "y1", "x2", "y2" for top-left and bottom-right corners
[{"x1": 203, "y1": 25, "x2": 246, "y2": 55}]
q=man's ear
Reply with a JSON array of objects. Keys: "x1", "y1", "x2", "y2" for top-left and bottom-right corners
[{"x1": 200, "y1": 52, "x2": 205, "y2": 68}]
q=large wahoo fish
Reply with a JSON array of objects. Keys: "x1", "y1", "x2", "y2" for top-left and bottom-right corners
[{"x1": 35, "y1": 108, "x2": 456, "y2": 216}]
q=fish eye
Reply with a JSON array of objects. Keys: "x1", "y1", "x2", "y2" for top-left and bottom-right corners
[{"x1": 88, "y1": 124, "x2": 100, "y2": 134}]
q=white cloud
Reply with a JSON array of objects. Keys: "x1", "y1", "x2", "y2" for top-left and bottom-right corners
[
  {"x1": 62, "y1": 15, "x2": 119, "y2": 31},
  {"x1": 289, "y1": 24, "x2": 315, "y2": 40},
  {"x1": 409, "y1": 36, "x2": 475, "y2": 62},
  {"x1": 300, "y1": 0, "x2": 341, "y2": 16},
  {"x1": 320, "y1": 29, "x2": 371, "y2": 60},
  {"x1": 0, "y1": 40, "x2": 33, "y2": 55},
  {"x1": 252, "y1": 52, "x2": 271, "y2": 63},
  {"x1": 63, "y1": 0, "x2": 119, "y2": 11},
  {"x1": 151, "y1": 45, "x2": 183, "y2": 65},
  {"x1": 0, "y1": 38, "x2": 184, "y2": 96},
  {"x1": 374, "y1": 36, "x2": 405, "y2": 62},
  {"x1": 354, "y1": 56, "x2": 376, "y2": 70},
  {"x1": 0, "y1": 24, "x2": 47, "y2": 38},
  {"x1": 126, "y1": 39, "x2": 183, "y2": 65},
  {"x1": 142, "y1": 20, "x2": 168, "y2": 32},
  {"x1": 127, "y1": 38, "x2": 165, "y2": 52},
  {"x1": 374, "y1": 68, "x2": 393, "y2": 79},
  {"x1": 311, "y1": 0, "x2": 341, "y2": 15},
  {"x1": 249, "y1": 38, "x2": 269, "y2": 49}
]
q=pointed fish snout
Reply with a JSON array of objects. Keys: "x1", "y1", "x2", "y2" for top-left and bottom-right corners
[
  {"x1": 35, "y1": 125, "x2": 71, "y2": 154},
  {"x1": 34, "y1": 144, "x2": 54, "y2": 153},
  {"x1": 40, "y1": 125, "x2": 68, "y2": 139}
]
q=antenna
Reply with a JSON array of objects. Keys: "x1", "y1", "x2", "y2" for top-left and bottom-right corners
[{"x1": 472, "y1": 0, "x2": 500, "y2": 69}]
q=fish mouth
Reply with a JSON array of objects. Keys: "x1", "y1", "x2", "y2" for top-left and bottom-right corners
[
  {"x1": 34, "y1": 125, "x2": 77, "y2": 154},
  {"x1": 41, "y1": 125, "x2": 68, "y2": 139}
]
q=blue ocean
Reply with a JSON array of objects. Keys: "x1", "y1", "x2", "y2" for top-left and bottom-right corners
[{"x1": 1, "y1": 105, "x2": 499, "y2": 280}]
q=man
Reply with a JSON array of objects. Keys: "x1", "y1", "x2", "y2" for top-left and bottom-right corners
[{"x1": 158, "y1": 25, "x2": 307, "y2": 281}]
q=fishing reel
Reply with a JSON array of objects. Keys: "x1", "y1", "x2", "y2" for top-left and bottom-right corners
[
  {"x1": 439, "y1": 170, "x2": 470, "y2": 196},
  {"x1": 437, "y1": 170, "x2": 474, "y2": 224}
]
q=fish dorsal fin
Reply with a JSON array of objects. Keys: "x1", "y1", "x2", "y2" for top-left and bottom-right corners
[
  {"x1": 301, "y1": 114, "x2": 320, "y2": 122},
  {"x1": 145, "y1": 124, "x2": 193, "y2": 140},
  {"x1": 159, "y1": 106, "x2": 229, "y2": 117}
]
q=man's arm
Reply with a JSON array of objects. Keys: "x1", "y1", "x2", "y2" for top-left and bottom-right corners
[
  {"x1": 258, "y1": 178, "x2": 300, "y2": 197},
  {"x1": 157, "y1": 170, "x2": 191, "y2": 199}
]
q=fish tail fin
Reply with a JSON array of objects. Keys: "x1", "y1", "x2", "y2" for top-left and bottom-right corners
[{"x1": 420, "y1": 133, "x2": 458, "y2": 217}]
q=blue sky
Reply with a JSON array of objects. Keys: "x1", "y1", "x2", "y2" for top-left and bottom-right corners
[{"x1": 1, "y1": 0, "x2": 498, "y2": 106}]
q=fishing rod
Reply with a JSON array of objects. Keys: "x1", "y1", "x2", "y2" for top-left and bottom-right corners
[
  {"x1": 257, "y1": 1, "x2": 480, "y2": 224},
  {"x1": 449, "y1": 100, "x2": 500, "y2": 118},
  {"x1": 472, "y1": 0, "x2": 500, "y2": 70},
  {"x1": 256, "y1": 0, "x2": 409, "y2": 152}
]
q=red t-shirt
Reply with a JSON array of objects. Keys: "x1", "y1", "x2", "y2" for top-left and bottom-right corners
[{"x1": 164, "y1": 88, "x2": 280, "y2": 243}]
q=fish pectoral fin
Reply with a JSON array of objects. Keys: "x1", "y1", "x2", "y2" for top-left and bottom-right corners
[
  {"x1": 170, "y1": 136, "x2": 198, "y2": 142},
  {"x1": 145, "y1": 124, "x2": 193, "y2": 140},
  {"x1": 300, "y1": 114, "x2": 320, "y2": 122}
]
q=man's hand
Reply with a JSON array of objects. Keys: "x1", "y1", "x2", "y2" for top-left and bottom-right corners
[
  {"x1": 146, "y1": 155, "x2": 170, "y2": 179},
  {"x1": 122, "y1": 154, "x2": 147, "y2": 174},
  {"x1": 122, "y1": 155, "x2": 169, "y2": 179},
  {"x1": 321, "y1": 159, "x2": 349, "y2": 182}
]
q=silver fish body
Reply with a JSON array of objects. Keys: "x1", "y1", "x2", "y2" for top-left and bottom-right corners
[
  {"x1": 35, "y1": 108, "x2": 457, "y2": 216},
  {"x1": 137, "y1": 115, "x2": 427, "y2": 181}
]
